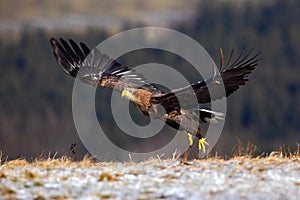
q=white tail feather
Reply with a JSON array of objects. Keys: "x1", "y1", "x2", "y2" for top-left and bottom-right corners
[{"x1": 199, "y1": 108, "x2": 225, "y2": 123}]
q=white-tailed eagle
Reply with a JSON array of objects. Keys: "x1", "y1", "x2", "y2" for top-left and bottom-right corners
[{"x1": 50, "y1": 38, "x2": 260, "y2": 160}]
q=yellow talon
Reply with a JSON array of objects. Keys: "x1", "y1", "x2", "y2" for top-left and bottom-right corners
[
  {"x1": 186, "y1": 132, "x2": 193, "y2": 146},
  {"x1": 198, "y1": 138, "x2": 209, "y2": 153}
]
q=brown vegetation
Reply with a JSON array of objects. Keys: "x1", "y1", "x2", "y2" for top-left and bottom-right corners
[{"x1": 0, "y1": 145, "x2": 299, "y2": 199}]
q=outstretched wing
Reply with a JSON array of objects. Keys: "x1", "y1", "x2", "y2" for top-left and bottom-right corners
[
  {"x1": 151, "y1": 49, "x2": 261, "y2": 110},
  {"x1": 49, "y1": 38, "x2": 160, "y2": 93}
]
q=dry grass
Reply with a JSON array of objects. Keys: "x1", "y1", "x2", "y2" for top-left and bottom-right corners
[{"x1": 0, "y1": 144, "x2": 299, "y2": 199}]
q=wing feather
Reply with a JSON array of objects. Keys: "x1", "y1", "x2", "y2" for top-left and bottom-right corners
[
  {"x1": 151, "y1": 49, "x2": 261, "y2": 110},
  {"x1": 50, "y1": 37, "x2": 160, "y2": 93}
]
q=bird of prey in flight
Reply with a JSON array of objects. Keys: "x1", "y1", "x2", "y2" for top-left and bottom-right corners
[{"x1": 50, "y1": 38, "x2": 260, "y2": 160}]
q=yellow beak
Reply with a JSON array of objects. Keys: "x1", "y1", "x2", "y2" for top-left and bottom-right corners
[{"x1": 121, "y1": 90, "x2": 127, "y2": 97}]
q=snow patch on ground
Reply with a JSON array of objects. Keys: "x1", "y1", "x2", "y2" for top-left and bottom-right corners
[{"x1": 0, "y1": 156, "x2": 299, "y2": 199}]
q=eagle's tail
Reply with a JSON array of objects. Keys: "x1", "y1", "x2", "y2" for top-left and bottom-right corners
[{"x1": 199, "y1": 108, "x2": 224, "y2": 124}]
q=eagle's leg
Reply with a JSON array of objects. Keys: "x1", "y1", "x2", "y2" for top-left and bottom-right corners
[
  {"x1": 198, "y1": 137, "x2": 209, "y2": 153},
  {"x1": 187, "y1": 131, "x2": 209, "y2": 153},
  {"x1": 182, "y1": 132, "x2": 201, "y2": 160},
  {"x1": 196, "y1": 130, "x2": 209, "y2": 154},
  {"x1": 186, "y1": 132, "x2": 193, "y2": 146},
  {"x1": 182, "y1": 130, "x2": 210, "y2": 161}
]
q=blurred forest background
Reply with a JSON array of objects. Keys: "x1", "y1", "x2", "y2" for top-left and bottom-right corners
[{"x1": 0, "y1": 0, "x2": 299, "y2": 160}]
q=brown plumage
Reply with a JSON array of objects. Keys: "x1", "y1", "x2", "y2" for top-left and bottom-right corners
[{"x1": 50, "y1": 37, "x2": 261, "y2": 160}]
